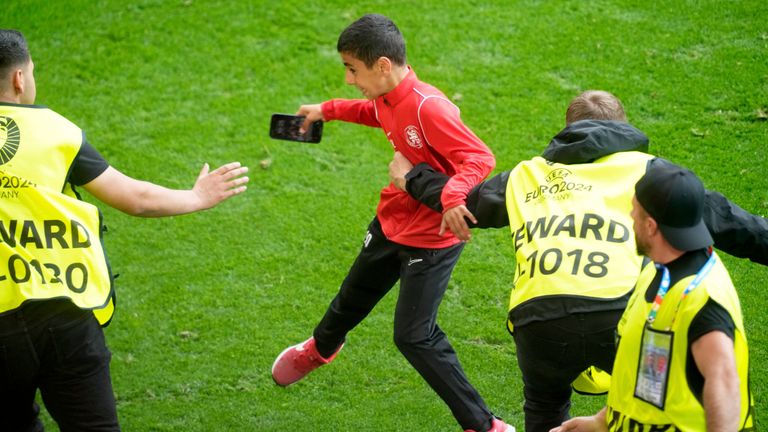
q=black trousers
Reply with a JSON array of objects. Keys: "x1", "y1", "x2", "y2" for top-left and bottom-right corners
[
  {"x1": 313, "y1": 218, "x2": 493, "y2": 431},
  {"x1": 512, "y1": 309, "x2": 623, "y2": 432},
  {"x1": 0, "y1": 299, "x2": 119, "y2": 432}
]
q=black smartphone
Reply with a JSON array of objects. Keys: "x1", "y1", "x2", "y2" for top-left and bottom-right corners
[{"x1": 269, "y1": 114, "x2": 323, "y2": 143}]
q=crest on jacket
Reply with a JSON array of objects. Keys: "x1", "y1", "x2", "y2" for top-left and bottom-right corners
[{"x1": 404, "y1": 125, "x2": 423, "y2": 149}]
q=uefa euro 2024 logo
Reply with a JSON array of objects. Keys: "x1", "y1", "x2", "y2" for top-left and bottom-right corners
[
  {"x1": 0, "y1": 116, "x2": 21, "y2": 165},
  {"x1": 525, "y1": 167, "x2": 595, "y2": 203}
]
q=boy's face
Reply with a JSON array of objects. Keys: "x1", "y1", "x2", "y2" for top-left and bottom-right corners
[{"x1": 340, "y1": 52, "x2": 389, "y2": 100}]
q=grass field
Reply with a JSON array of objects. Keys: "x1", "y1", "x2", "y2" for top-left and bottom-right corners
[{"x1": 6, "y1": 0, "x2": 768, "y2": 430}]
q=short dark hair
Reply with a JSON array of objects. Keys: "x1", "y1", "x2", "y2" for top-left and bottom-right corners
[
  {"x1": 0, "y1": 29, "x2": 30, "y2": 77},
  {"x1": 566, "y1": 90, "x2": 627, "y2": 124},
  {"x1": 337, "y1": 14, "x2": 406, "y2": 68}
]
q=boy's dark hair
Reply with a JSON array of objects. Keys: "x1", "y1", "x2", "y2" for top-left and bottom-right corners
[
  {"x1": 566, "y1": 90, "x2": 627, "y2": 125},
  {"x1": 337, "y1": 14, "x2": 406, "y2": 68},
  {"x1": 0, "y1": 30, "x2": 30, "y2": 77}
]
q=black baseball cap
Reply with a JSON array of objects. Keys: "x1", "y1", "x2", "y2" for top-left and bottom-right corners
[{"x1": 635, "y1": 158, "x2": 713, "y2": 251}]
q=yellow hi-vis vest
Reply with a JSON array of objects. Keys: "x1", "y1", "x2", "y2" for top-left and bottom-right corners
[
  {"x1": 607, "y1": 254, "x2": 754, "y2": 431},
  {"x1": 504, "y1": 151, "x2": 653, "y2": 325},
  {"x1": 0, "y1": 104, "x2": 114, "y2": 324}
]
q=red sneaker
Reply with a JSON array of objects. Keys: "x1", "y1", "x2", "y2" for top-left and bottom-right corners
[
  {"x1": 465, "y1": 418, "x2": 516, "y2": 432},
  {"x1": 271, "y1": 337, "x2": 343, "y2": 386}
]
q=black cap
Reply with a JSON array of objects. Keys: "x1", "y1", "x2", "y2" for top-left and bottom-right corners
[{"x1": 635, "y1": 158, "x2": 713, "y2": 251}]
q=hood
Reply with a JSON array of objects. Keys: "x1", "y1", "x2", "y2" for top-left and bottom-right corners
[{"x1": 541, "y1": 120, "x2": 649, "y2": 164}]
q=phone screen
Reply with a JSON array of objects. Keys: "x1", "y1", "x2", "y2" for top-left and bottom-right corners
[{"x1": 269, "y1": 114, "x2": 323, "y2": 143}]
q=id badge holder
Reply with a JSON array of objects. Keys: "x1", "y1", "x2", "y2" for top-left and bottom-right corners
[{"x1": 634, "y1": 324, "x2": 673, "y2": 409}]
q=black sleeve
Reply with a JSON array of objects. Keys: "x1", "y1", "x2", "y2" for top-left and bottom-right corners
[
  {"x1": 689, "y1": 298, "x2": 736, "y2": 343},
  {"x1": 686, "y1": 298, "x2": 736, "y2": 401},
  {"x1": 704, "y1": 190, "x2": 768, "y2": 266},
  {"x1": 68, "y1": 133, "x2": 110, "y2": 186},
  {"x1": 404, "y1": 163, "x2": 448, "y2": 213},
  {"x1": 467, "y1": 171, "x2": 511, "y2": 228},
  {"x1": 404, "y1": 163, "x2": 510, "y2": 229}
]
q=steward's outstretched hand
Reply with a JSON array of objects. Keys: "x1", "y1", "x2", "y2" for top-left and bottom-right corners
[{"x1": 193, "y1": 162, "x2": 249, "y2": 210}]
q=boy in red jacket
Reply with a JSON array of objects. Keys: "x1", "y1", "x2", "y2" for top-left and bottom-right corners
[{"x1": 271, "y1": 13, "x2": 513, "y2": 432}]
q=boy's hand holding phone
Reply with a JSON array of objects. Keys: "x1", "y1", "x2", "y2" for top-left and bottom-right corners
[
  {"x1": 269, "y1": 112, "x2": 323, "y2": 143},
  {"x1": 296, "y1": 104, "x2": 324, "y2": 133}
]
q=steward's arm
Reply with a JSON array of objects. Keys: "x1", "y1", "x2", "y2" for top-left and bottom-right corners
[
  {"x1": 405, "y1": 163, "x2": 511, "y2": 229},
  {"x1": 704, "y1": 190, "x2": 768, "y2": 265},
  {"x1": 84, "y1": 163, "x2": 248, "y2": 217}
]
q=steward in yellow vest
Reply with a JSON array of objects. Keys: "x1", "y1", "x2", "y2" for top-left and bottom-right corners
[
  {"x1": 393, "y1": 91, "x2": 768, "y2": 432},
  {"x1": 608, "y1": 253, "x2": 753, "y2": 431},
  {"x1": 0, "y1": 29, "x2": 249, "y2": 431},
  {"x1": 551, "y1": 159, "x2": 754, "y2": 432},
  {"x1": 503, "y1": 150, "x2": 651, "y2": 327},
  {"x1": 0, "y1": 103, "x2": 115, "y2": 324}
]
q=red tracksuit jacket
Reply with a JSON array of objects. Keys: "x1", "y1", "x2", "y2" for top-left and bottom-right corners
[{"x1": 321, "y1": 68, "x2": 495, "y2": 248}]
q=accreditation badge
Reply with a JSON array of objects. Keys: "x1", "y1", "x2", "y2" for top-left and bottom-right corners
[{"x1": 634, "y1": 325, "x2": 673, "y2": 409}]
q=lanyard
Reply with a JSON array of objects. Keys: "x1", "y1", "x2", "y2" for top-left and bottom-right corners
[{"x1": 647, "y1": 251, "x2": 716, "y2": 325}]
